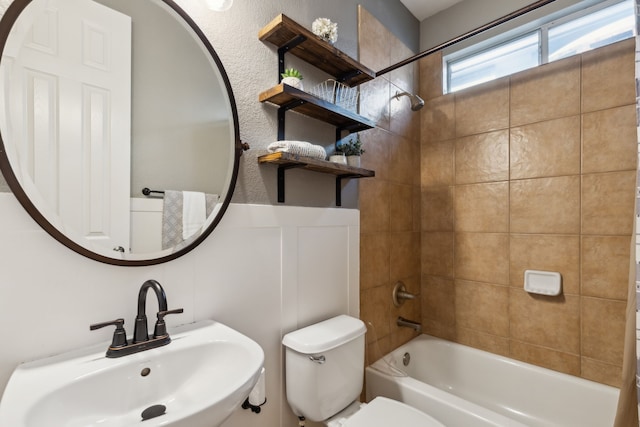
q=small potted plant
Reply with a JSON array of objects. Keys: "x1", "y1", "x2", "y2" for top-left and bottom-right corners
[
  {"x1": 281, "y1": 68, "x2": 304, "y2": 90},
  {"x1": 339, "y1": 134, "x2": 364, "y2": 167},
  {"x1": 329, "y1": 149, "x2": 346, "y2": 165}
]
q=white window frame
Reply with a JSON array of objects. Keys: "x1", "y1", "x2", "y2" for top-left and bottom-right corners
[{"x1": 443, "y1": 0, "x2": 634, "y2": 93}]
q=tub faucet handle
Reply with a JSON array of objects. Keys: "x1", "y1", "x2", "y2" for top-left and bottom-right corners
[{"x1": 393, "y1": 281, "x2": 417, "y2": 307}]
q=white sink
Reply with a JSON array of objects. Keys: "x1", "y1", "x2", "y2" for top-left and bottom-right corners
[{"x1": 0, "y1": 320, "x2": 264, "y2": 427}]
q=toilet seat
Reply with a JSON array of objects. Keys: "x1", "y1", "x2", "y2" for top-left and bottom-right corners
[{"x1": 341, "y1": 397, "x2": 444, "y2": 427}]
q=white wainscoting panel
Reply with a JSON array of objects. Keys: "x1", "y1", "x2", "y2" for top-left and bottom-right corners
[{"x1": 0, "y1": 197, "x2": 359, "y2": 427}]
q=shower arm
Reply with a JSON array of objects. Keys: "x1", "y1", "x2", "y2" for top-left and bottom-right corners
[
  {"x1": 394, "y1": 91, "x2": 424, "y2": 111},
  {"x1": 376, "y1": 0, "x2": 557, "y2": 77}
]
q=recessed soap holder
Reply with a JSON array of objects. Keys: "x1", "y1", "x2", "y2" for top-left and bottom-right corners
[{"x1": 524, "y1": 270, "x2": 562, "y2": 296}]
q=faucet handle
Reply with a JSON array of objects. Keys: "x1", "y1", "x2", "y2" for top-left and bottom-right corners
[
  {"x1": 392, "y1": 281, "x2": 417, "y2": 307},
  {"x1": 90, "y1": 318, "x2": 128, "y2": 348},
  {"x1": 153, "y1": 308, "x2": 184, "y2": 338}
]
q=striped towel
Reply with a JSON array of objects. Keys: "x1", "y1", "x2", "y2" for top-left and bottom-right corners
[{"x1": 267, "y1": 140, "x2": 327, "y2": 160}]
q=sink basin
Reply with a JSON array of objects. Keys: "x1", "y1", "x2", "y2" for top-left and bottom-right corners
[{"x1": 0, "y1": 320, "x2": 264, "y2": 427}]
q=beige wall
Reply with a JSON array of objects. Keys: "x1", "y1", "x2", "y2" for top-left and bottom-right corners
[
  {"x1": 419, "y1": 38, "x2": 636, "y2": 387},
  {"x1": 357, "y1": 6, "x2": 423, "y2": 365}
]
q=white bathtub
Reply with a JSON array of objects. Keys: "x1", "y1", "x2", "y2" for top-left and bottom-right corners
[{"x1": 365, "y1": 335, "x2": 619, "y2": 427}]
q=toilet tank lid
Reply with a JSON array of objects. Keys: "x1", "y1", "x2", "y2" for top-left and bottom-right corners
[{"x1": 282, "y1": 315, "x2": 366, "y2": 354}]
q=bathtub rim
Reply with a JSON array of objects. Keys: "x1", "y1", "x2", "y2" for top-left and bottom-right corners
[{"x1": 366, "y1": 333, "x2": 620, "y2": 427}]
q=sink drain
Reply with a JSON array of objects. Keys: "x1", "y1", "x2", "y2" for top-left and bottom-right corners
[{"x1": 141, "y1": 404, "x2": 166, "y2": 421}]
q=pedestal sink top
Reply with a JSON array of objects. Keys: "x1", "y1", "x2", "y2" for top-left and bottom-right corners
[{"x1": 0, "y1": 320, "x2": 264, "y2": 427}]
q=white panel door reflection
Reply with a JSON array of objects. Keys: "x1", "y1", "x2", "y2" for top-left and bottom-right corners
[{"x1": 2, "y1": 0, "x2": 131, "y2": 254}]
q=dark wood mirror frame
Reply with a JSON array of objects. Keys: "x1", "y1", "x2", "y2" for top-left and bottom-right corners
[{"x1": 0, "y1": 0, "x2": 242, "y2": 266}]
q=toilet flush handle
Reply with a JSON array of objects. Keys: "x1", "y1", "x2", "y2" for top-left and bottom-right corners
[{"x1": 308, "y1": 355, "x2": 326, "y2": 364}]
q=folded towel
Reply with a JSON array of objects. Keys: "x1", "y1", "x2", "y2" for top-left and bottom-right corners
[
  {"x1": 182, "y1": 191, "x2": 206, "y2": 240},
  {"x1": 268, "y1": 140, "x2": 326, "y2": 160}
]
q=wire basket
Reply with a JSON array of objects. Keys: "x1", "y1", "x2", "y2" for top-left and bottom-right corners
[{"x1": 309, "y1": 79, "x2": 359, "y2": 112}]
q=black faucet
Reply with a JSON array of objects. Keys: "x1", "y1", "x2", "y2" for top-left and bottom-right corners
[
  {"x1": 90, "y1": 280, "x2": 183, "y2": 358},
  {"x1": 133, "y1": 280, "x2": 168, "y2": 343}
]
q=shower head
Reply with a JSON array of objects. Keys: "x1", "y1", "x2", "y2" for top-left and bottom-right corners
[{"x1": 394, "y1": 91, "x2": 425, "y2": 111}]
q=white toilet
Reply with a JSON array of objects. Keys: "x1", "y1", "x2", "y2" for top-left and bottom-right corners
[{"x1": 282, "y1": 315, "x2": 444, "y2": 426}]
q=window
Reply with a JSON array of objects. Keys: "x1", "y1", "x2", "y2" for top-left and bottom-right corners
[
  {"x1": 448, "y1": 32, "x2": 540, "y2": 93},
  {"x1": 445, "y1": 0, "x2": 635, "y2": 93},
  {"x1": 548, "y1": 1, "x2": 635, "y2": 61}
]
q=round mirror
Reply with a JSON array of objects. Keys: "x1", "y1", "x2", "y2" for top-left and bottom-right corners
[{"x1": 0, "y1": 0, "x2": 241, "y2": 265}]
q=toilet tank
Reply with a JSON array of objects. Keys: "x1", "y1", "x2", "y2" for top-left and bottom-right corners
[{"x1": 282, "y1": 315, "x2": 367, "y2": 422}]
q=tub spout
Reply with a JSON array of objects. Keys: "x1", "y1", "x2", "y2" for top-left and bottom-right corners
[{"x1": 397, "y1": 316, "x2": 422, "y2": 333}]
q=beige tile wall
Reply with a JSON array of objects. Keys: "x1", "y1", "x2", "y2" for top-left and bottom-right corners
[
  {"x1": 419, "y1": 38, "x2": 636, "y2": 387},
  {"x1": 357, "y1": 7, "x2": 422, "y2": 364}
]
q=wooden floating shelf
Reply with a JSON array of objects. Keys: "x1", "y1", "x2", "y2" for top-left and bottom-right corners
[
  {"x1": 258, "y1": 151, "x2": 375, "y2": 206},
  {"x1": 258, "y1": 14, "x2": 375, "y2": 87},
  {"x1": 259, "y1": 83, "x2": 375, "y2": 132},
  {"x1": 258, "y1": 151, "x2": 375, "y2": 178},
  {"x1": 258, "y1": 14, "x2": 377, "y2": 206}
]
